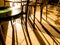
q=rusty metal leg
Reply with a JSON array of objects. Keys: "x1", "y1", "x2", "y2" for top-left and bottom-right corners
[
  {"x1": 40, "y1": 5, "x2": 43, "y2": 23},
  {"x1": 33, "y1": 5, "x2": 36, "y2": 29},
  {"x1": 46, "y1": 3, "x2": 48, "y2": 21}
]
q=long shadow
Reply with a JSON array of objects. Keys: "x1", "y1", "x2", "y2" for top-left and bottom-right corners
[
  {"x1": 47, "y1": 10, "x2": 54, "y2": 13},
  {"x1": 45, "y1": 15, "x2": 55, "y2": 21},
  {"x1": 21, "y1": 17, "x2": 28, "y2": 45},
  {"x1": 42, "y1": 17, "x2": 60, "y2": 34},
  {"x1": 0, "y1": 25, "x2": 5, "y2": 45},
  {"x1": 40, "y1": 22, "x2": 60, "y2": 45},
  {"x1": 0, "y1": 21, "x2": 9, "y2": 45},
  {"x1": 25, "y1": 0, "x2": 32, "y2": 45},
  {"x1": 14, "y1": 23, "x2": 18, "y2": 45},
  {"x1": 55, "y1": 20, "x2": 60, "y2": 25},
  {"x1": 28, "y1": 17, "x2": 46, "y2": 45},
  {"x1": 11, "y1": 21, "x2": 15, "y2": 45},
  {"x1": 35, "y1": 17, "x2": 60, "y2": 34},
  {"x1": 35, "y1": 17, "x2": 60, "y2": 44},
  {"x1": 28, "y1": 17, "x2": 51, "y2": 45}
]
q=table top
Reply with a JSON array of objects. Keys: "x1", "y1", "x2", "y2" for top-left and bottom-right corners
[
  {"x1": 0, "y1": 7, "x2": 22, "y2": 16},
  {"x1": 0, "y1": 8, "x2": 10, "y2": 14},
  {"x1": 0, "y1": 7, "x2": 24, "y2": 22}
]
